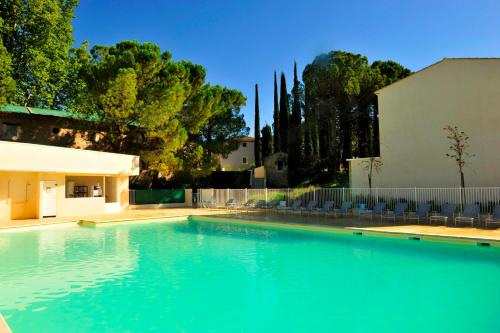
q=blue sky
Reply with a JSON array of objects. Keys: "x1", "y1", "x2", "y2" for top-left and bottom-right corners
[{"x1": 73, "y1": 0, "x2": 500, "y2": 133}]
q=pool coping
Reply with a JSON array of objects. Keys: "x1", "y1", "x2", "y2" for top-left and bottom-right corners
[
  {"x1": 0, "y1": 315, "x2": 12, "y2": 333},
  {"x1": 190, "y1": 215, "x2": 500, "y2": 247},
  {"x1": 2, "y1": 213, "x2": 499, "y2": 247}
]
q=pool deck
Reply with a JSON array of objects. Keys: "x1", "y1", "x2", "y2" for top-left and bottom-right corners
[
  {"x1": 0, "y1": 315, "x2": 12, "y2": 333},
  {"x1": 1, "y1": 208, "x2": 499, "y2": 243}
]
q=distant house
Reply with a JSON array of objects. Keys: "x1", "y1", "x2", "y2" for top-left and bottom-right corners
[
  {"x1": 264, "y1": 152, "x2": 288, "y2": 188},
  {"x1": 349, "y1": 58, "x2": 500, "y2": 188},
  {"x1": 219, "y1": 136, "x2": 255, "y2": 171},
  {"x1": 0, "y1": 105, "x2": 138, "y2": 221}
]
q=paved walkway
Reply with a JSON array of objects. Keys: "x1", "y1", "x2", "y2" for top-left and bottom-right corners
[
  {"x1": 0, "y1": 208, "x2": 231, "y2": 229},
  {"x1": 1, "y1": 208, "x2": 499, "y2": 242}
]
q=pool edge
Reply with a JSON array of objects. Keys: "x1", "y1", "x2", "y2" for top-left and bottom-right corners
[{"x1": 189, "y1": 215, "x2": 500, "y2": 247}]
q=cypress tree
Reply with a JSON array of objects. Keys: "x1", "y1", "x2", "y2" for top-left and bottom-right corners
[
  {"x1": 273, "y1": 71, "x2": 280, "y2": 152},
  {"x1": 261, "y1": 124, "x2": 273, "y2": 160},
  {"x1": 254, "y1": 84, "x2": 262, "y2": 166},
  {"x1": 288, "y1": 62, "x2": 303, "y2": 185},
  {"x1": 279, "y1": 72, "x2": 289, "y2": 153}
]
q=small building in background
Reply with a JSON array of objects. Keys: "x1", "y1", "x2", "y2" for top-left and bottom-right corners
[
  {"x1": 219, "y1": 136, "x2": 255, "y2": 171},
  {"x1": 264, "y1": 152, "x2": 288, "y2": 188}
]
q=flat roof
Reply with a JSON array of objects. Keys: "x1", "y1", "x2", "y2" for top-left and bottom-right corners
[{"x1": 0, "y1": 141, "x2": 140, "y2": 175}]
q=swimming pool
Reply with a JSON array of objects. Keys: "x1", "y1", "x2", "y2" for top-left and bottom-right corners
[{"x1": 0, "y1": 217, "x2": 499, "y2": 332}]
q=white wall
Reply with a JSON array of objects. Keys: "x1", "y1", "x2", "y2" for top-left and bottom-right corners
[
  {"x1": 219, "y1": 140, "x2": 255, "y2": 170},
  {"x1": 350, "y1": 59, "x2": 500, "y2": 188},
  {"x1": 0, "y1": 141, "x2": 139, "y2": 175}
]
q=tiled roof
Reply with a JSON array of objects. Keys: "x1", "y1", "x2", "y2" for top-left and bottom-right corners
[{"x1": 0, "y1": 104, "x2": 97, "y2": 121}]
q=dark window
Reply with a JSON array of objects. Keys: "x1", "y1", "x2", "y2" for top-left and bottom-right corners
[
  {"x1": 277, "y1": 159, "x2": 284, "y2": 170},
  {"x1": 242, "y1": 142, "x2": 247, "y2": 147},
  {"x1": 2, "y1": 123, "x2": 21, "y2": 140},
  {"x1": 242, "y1": 157, "x2": 248, "y2": 164}
]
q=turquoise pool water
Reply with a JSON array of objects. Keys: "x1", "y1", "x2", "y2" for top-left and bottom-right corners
[{"x1": 0, "y1": 218, "x2": 499, "y2": 333}]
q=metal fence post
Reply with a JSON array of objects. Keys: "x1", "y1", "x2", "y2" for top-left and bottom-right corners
[
  {"x1": 342, "y1": 187, "x2": 345, "y2": 203},
  {"x1": 414, "y1": 187, "x2": 418, "y2": 210},
  {"x1": 265, "y1": 188, "x2": 268, "y2": 202},
  {"x1": 245, "y1": 188, "x2": 248, "y2": 203}
]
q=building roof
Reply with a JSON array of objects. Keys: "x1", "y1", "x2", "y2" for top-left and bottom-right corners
[
  {"x1": 237, "y1": 136, "x2": 255, "y2": 142},
  {"x1": 0, "y1": 104, "x2": 98, "y2": 121},
  {"x1": 374, "y1": 58, "x2": 500, "y2": 95}
]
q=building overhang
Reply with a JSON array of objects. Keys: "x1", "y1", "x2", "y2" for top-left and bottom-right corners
[{"x1": 0, "y1": 141, "x2": 139, "y2": 175}]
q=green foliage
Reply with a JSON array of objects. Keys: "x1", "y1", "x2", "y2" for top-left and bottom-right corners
[
  {"x1": 254, "y1": 84, "x2": 262, "y2": 166},
  {"x1": 302, "y1": 51, "x2": 411, "y2": 184},
  {"x1": 288, "y1": 62, "x2": 303, "y2": 185},
  {"x1": 261, "y1": 124, "x2": 273, "y2": 160},
  {"x1": 181, "y1": 85, "x2": 248, "y2": 177},
  {"x1": 279, "y1": 72, "x2": 289, "y2": 152},
  {"x1": 273, "y1": 71, "x2": 280, "y2": 152},
  {"x1": 0, "y1": 19, "x2": 15, "y2": 104},
  {"x1": 0, "y1": 0, "x2": 78, "y2": 107},
  {"x1": 72, "y1": 40, "x2": 246, "y2": 179}
]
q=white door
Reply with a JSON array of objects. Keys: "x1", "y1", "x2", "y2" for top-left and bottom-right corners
[{"x1": 42, "y1": 181, "x2": 57, "y2": 217}]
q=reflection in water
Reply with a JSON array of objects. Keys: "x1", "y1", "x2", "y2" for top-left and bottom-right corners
[{"x1": 0, "y1": 226, "x2": 137, "y2": 311}]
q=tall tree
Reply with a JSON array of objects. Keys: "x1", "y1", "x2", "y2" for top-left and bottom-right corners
[
  {"x1": 273, "y1": 71, "x2": 280, "y2": 153},
  {"x1": 261, "y1": 124, "x2": 273, "y2": 160},
  {"x1": 279, "y1": 72, "x2": 289, "y2": 152},
  {"x1": 0, "y1": 18, "x2": 15, "y2": 104},
  {"x1": 288, "y1": 62, "x2": 303, "y2": 185},
  {"x1": 370, "y1": 60, "x2": 411, "y2": 156},
  {"x1": 254, "y1": 84, "x2": 262, "y2": 166},
  {"x1": 302, "y1": 50, "x2": 411, "y2": 183},
  {"x1": 182, "y1": 86, "x2": 248, "y2": 176},
  {"x1": 73, "y1": 41, "x2": 207, "y2": 177},
  {"x1": 0, "y1": 0, "x2": 79, "y2": 108}
]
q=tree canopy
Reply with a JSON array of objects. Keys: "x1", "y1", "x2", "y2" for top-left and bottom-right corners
[
  {"x1": 0, "y1": 0, "x2": 78, "y2": 107},
  {"x1": 71, "y1": 40, "x2": 247, "y2": 179}
]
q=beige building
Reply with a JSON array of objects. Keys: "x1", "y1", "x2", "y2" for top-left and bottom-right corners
[
  {"x1": 349, "y1": 58, "x2": 500, "y2": 188},
  {"x1": 0, "y1": 105, "x2": 140, "y2": 221},
  {"x1": 219, "y1": 136, "x2": 255, "y2": 170},
  {"x1": 0, "y1": 141, "x2": 139, "y2": 220}
]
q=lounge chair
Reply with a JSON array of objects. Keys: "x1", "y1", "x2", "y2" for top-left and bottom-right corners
[
  {"x1": 312, "y1": 201, "x2": 334, "y2": 216},
  {"x1": 355, "y1": 203, "x2": 367, "y2": 216},
  {"x1": 329, "y1": 201, "x2": 352, "y2": 217},
  {"x1": 405, "y1": 203, "x2": 431, "y2": 224},
  {"x1": 255, "y1": 200, "x2": 267, "y2": 209},
  {"x1": 278, "y1": 200, "x2": 302, "y2": 214},
  {"x1": 429, "y1": 204, "x2": 456, "y2": 226},
  {"x1": 485, "y1": 205, "x2": 500, "y2": 228},
  {"x1": 454, "y1": 204, "x2": 480, "y2": 227},
  {"x1": 358, "y1": 202, "x2": 386, "y2": 220},
  {"x1": 381, "y1": 202, "x2": 408, "y2": 222},
  {"x1": 264, "y1": 200, "x2": 279, "y2": 212},
  {"x1": 242, "y1": 199, "x2": 256, "y2": 208},
  {"x1": 200, "y1": 199, "x2": 216, "y2": 209},
  {"x1": 225, "y1": 199, "x2": 240, "y2": 210},
  {"x1": 299, "y1": 201, "x2": 317, "y2": 215}
]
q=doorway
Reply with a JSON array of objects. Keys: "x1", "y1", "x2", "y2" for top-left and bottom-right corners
[{"x1": 42, "y1": 181, "x2": 57, "y2": 217}]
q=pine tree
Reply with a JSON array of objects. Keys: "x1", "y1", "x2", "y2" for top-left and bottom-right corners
[
  {"x1": 279, "y1": 72, "x2": 289, "y2": 152},
  {"x1": 273, "y1": 71, "x2": 280, "y2": 152},
  {"x1": 288, "y1": 62, "x2": 303, "y2": 185},
  {"x1": 254, "y1": 84, "x2": 262, "y2": 166},
  {"x1": 261, "y1": 124, "x2": 273, "y2": 160}
]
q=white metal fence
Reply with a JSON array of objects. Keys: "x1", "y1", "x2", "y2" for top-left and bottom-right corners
[{"x1": 198, "y1": 187, "x2": 500, "y2": 213}]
